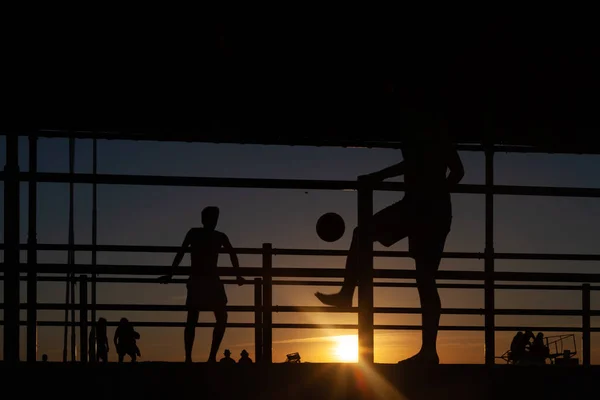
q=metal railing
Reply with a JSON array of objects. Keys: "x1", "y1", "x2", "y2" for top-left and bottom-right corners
[{"x1": 1, "y1": 134, "x2": 599, "y2": 366}]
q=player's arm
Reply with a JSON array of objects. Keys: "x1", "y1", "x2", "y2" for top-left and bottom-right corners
[
  {"x1": 222, "y1": 234, "x2": 244, "y2": 286},
  {"x1": 360, "y1": 161, "x2": 405, "y2": 182},
  {"x1": 113, "y1": 328, "x2": 119, "y2": 348},
  {"x1": 160, "y1": 229, "x2": 192, "y2": 283},
  {"x1": 446, "y1": 144, "x2": 464, "y2": 189}
]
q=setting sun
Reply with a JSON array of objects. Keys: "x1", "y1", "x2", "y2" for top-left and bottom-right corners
[{"x1": 333, "y1": 335, "x2": 358, "y2": 362}]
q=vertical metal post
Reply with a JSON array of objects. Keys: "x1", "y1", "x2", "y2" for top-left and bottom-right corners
[
  {"x1": 27, "y1": 134, "x2": 38, "y2": 362},
  {"x1": 357, "y1": 178, "x2": 374, "y2": 364},
  {"x1": 484, "y1": 142, "x2": 496, "y2": 365},
  {"x1": 80, "y1": 275, "x2": 88, "y2": 363},
  {"x1": 90, "y1": 137, "x2": 98, "y2": 361},
  {"x1": 254, "y1": 278, "x2": 263, "y2": 363},
  {"x1": 262, "y1": 243, "x2": 273, "y2": 363},
  {"x1": 63, "y1": 280, "x2": 69, "y2": 361},
  {"x1": 3, "y1": 134, "x2": 20, "y2": 363},
  {"x1": 69, "y1": 136, "x2": 76, "y2": 361},
  {"x1": 582, "y1": 283, "x2": 591, "y2": 366}
]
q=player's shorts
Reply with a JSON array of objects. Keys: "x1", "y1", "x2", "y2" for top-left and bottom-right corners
[
  {"x1": 186, "y1": 277, "x2": 228, "y2": 311},
  {"x1": 370, "y1": 196, "x2": 452, "y2": 264}
]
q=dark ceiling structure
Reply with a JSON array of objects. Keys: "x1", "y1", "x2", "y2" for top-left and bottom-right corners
[{"x1": 7, "y1": 17, "x2": 600, "y2": 154}]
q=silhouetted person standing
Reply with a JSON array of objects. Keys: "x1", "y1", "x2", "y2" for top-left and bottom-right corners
[
  {"x1": 315, "y1": 129, "x2": 464, "y2": 366},
  {"x1": 160, "y1": 206, "x2": 244, "y2": 363},
  {"x1": 114, "y1": 317, "x2": 141, "y2": 362},
  {"x1": 220, "y1": 349, "x2": 236, "y2": 364},
  {"x1": 90, "y1": 317, "x2": 109, "y2": 362},
  {"x1": 238, "y1": 349, "x2": 253, "y2": 364}
]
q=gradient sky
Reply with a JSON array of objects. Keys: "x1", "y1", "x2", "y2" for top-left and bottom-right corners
[{"x1": 1, "y1": 136, "x2": 599, "y2": 364}]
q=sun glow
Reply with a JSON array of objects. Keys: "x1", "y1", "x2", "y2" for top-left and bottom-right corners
[{"x1": 333, "y1": 335, "x2": 358, "y2": 362}]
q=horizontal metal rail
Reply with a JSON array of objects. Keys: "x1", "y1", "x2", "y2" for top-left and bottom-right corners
[
  {"x1": 3, "y1": 263, "x2": 600, "y2": 283},
  {"x1": 1, "y1": 320, "x2": 597, "y2": 332},
  {"x1": 4, "y1": 243, "x2": 600, "y2": 262},
  {"x1": 2, "y1": 172, "x2": 600, "y2": 198},
  {"x1": 12, "y1": 131, "x2": 600, "y2": 155},
  {"x1": 1, "y1": 303, "x2": 597, "y2": 317},
  {"x1": 0, "y1": 275, "x2": 593, "y2": 291}
]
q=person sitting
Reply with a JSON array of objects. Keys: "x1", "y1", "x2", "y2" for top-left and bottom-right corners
[
  {"x1": 530, "y1": 332, "x2": 549, "y2": 364},
  {"x1": 509, "y1": 331, "x2": 525, "y2": 364},
  {"x1": 219, "y1": 349, "x2": 236, "y2": 364},
  {"x1": 238, "y1": 349, "x2": 253, "y2": 364}
]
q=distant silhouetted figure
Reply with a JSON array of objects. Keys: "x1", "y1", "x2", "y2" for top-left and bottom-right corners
[
  {"x1": 42, "y1": 354, "x2": 48, "y2": 362},
  {"x1": 315, "y1": 129, "x2": 464, "y2": 366},
  {"x1": 114, "y1": 317, "x2": 141, "y2": 363},
  {"x1": 238, "y1": 349, "x2": 253, "y2": 364},
  {"x1": 159, "y1": 206, "x2": 244, "y2": 363},
  {"x1": 530, "y1": 332, "x2": 549, "y2": 364},
  {"x1": 90, "y1": 317, "x2": 109, "y2": 362},
  {"x1": 523, "y1": 330, "x2": 535, "y2": 351},
  {"x1": 220, "y1": 349, "x2": 236, "y2": 364},
  {"x1": 510, "y1": 331, "x2": 526, "y2": 363}
]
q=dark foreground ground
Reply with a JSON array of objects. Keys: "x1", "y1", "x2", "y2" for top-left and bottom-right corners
[{"x1": 1, "y1": 362, "x2": 596, "y2": 400}]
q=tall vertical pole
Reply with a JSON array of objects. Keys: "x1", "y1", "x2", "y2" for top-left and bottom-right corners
[
  {"x1": 90, "y1": 138, "x2": 98, "y2": 361},
  {"x1": 484, "y1": 141, "x2": 496, "y2": 365},
  {"x1": 27, "y1": 135, "x2": 38, "y2": 362},
  {"x1": 357, "y1": 178, "x2": 374, "y2": 364},
  {"x1": 262, "y1": 243, "x2": 272, "y2": 363},
  {"x1": 3, "y1": 134, "x2": 20, "y2": 363},
  {"x1": 69, "y1": 137, "x2": 76, "y2": 361}
]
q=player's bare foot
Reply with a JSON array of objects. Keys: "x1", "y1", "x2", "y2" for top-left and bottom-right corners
[
  {"x1": 315, "y1": 292, "x2": 352, "y2": 308},
  {"x1": 397, "y1": 352, "x2": 439, "y2": 366}
]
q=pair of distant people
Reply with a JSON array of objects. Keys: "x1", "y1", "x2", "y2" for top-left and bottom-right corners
[
  {"x1": 160, "y1": 129, "x2": 464, "y2": 366},
  {"x1": 89, "y1": 317, "x2": 141, "y2": 363},
  {"x1": 219, "y1": 349, "x2": 254, "y2": 365}
]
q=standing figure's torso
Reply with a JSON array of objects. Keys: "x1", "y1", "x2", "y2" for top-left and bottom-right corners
[
  {"x1": 402, "y1": 136, "x2": 452, "y2": 217},
  {"x1": 403, "y1": 138, "x2": 450, "y2": 197},
  {"x1": 189, "y1": 228, "x2": 225, "y2": 279}
]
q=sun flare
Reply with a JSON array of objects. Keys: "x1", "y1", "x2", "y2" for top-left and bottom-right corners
[{"x1": 333, "y1": 335, "x2": 358, "y2": 362}]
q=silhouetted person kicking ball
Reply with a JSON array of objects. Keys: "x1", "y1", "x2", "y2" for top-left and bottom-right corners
[
  {"x1": 220, "y1": 349, "x2": 236, "y2": 364},
  {"x1": 159, "y1": 206, "x2": 244, "y2": 363},
  {"x1": 315, "y1": 129, "x2": 464, "y2": 366}
]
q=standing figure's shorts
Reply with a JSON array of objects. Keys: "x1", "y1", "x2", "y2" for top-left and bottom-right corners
[
  {"x1": 370, "y1": 196, "x2": 452, "y2": 267},
  {"x1": 186, "y1": 277, "x2": 228, "y2": 311}
]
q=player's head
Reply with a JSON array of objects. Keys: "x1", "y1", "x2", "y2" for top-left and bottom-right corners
[{"x1": 202, "y1": 206, "x2": 220, "y2": 229}]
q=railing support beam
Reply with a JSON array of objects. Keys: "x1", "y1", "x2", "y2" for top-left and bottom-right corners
[
  {"x1": 27, "y1": 134, "x2": 38, "y2": 362},
  {"x1": 484, "y1": 141, "x2": 496, "y2": 366},
  {"x1": 262, "y1": 243, "x2": 273, "y2": 363},
  {"x1": 254, "y1": 278, "x2": 263, "y2": 363},
  {"x1": 3, "y1": 134, "x2": 20, "y2": 363},
  {"x1": 358, "y1": 179, "x2": 374, "y2": 364},
  {"x1": 80, "y1": 275, "x2": 88, "y2": 363},
  {"x1": 582, "y1": 283, "x2": 591, "y2": 366}
]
